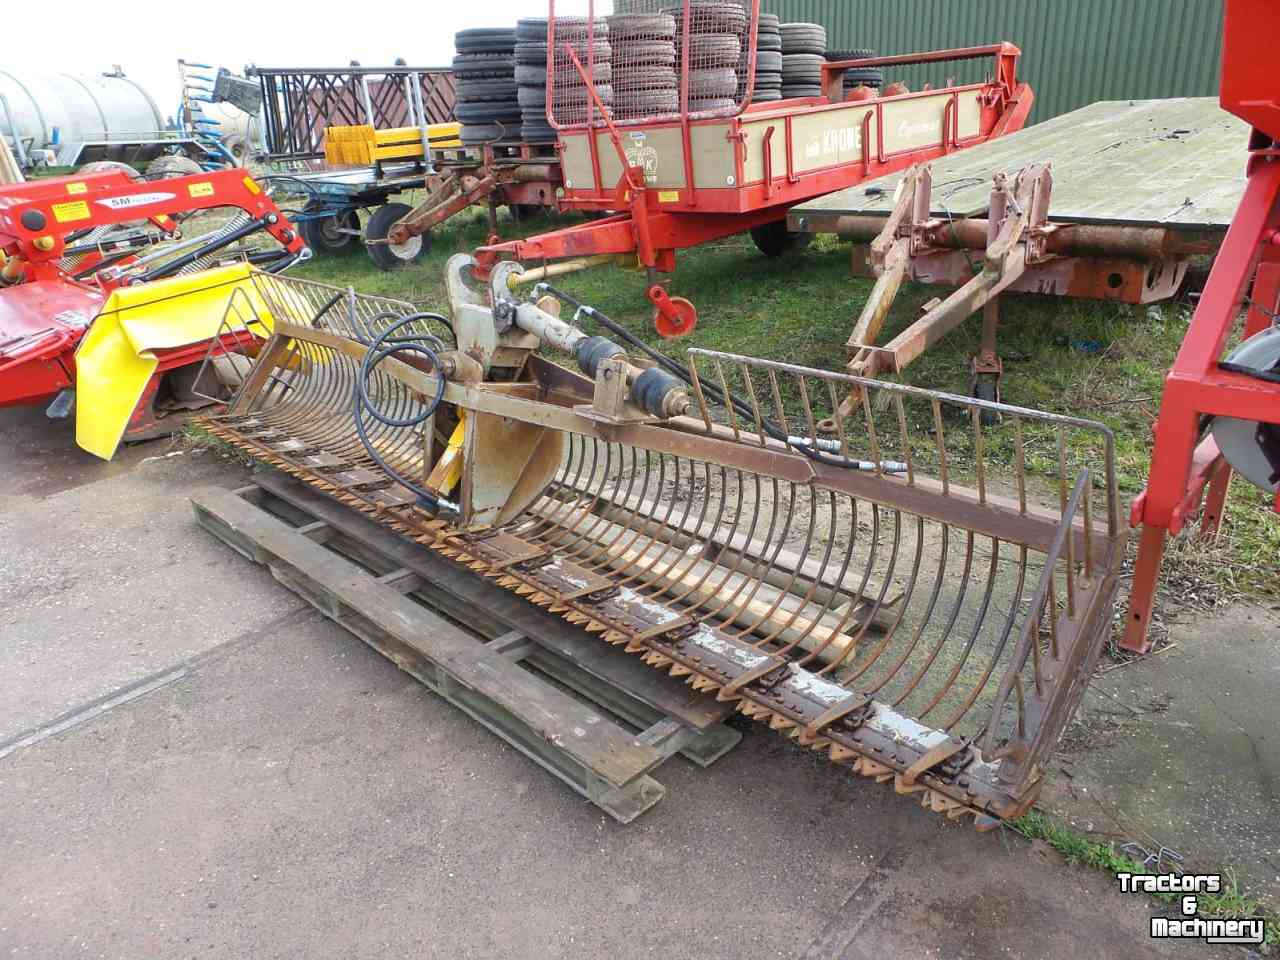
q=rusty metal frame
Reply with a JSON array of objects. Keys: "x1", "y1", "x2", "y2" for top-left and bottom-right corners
[
  {"x1": 828, "y1": 162, "x2": 1200, "y2": 422},
  {"x1": 196, "y1": 315, "x2": 1125, "y2": 826}
]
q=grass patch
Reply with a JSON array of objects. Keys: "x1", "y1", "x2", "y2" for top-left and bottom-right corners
[
  {"x1": 1011, "y1": 810, "x2": 1278, "y2": 943},
  {"x1": 181, "y1": 421, "x2": 256, "y2": 468},
  {"x1": 291, "y1": 213, "x2": 1279, "y2": 605}
]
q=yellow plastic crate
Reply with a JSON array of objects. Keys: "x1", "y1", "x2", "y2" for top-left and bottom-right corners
[{"x1": 323, "y1": 123, "x2": 463, "y2": 165}]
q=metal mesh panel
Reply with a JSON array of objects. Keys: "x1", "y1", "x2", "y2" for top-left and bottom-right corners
[
  {"x1": 548, "y1": 1, "x2": 760, "y2": 127},
  {"x1": 254, "y1": 67, "x2": 456, "y2": 163}
]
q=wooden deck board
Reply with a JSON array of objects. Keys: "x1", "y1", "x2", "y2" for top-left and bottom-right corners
[{"x1": 791, "y1": 98, "x2": 1249, "y2": 230}]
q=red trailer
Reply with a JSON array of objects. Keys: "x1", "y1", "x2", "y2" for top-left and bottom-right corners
[{"x1": 473, "y1": 1, "x2": 1034, "y2": 335}]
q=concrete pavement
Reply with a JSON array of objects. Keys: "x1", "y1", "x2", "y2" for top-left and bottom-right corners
[{"x1": 0, "y1": 408, "x2": 1252, "y2": 958}]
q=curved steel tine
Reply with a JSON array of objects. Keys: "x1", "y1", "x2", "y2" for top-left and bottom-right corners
[
  {"x1": 916, "y1": 537, "x2": 1002, "y2": 722},
  {"x1": 892, "y1": 529, "x2": 976, "y2": 709},
  {"x1": 940, "y1": 544, "x2": 1030, "y2": 732}
]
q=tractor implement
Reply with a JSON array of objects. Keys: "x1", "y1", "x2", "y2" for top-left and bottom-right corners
[
  {"x1": 470, "y1": 1, "x2": 1034, "y2": 338},
  {"x1": 1121, "y1": 0, "x2": 1280, "y2": 653},
  {"x1": 196, "y1": 256, "x2": 1125, "y2": 825},
  {"x1": 0, "y1": 166, "x2": 308, "y2": 457}
]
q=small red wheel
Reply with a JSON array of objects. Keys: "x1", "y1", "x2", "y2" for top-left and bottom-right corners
[{"x1": 654, "y1": 296, "x2": 698, "y2": 338}]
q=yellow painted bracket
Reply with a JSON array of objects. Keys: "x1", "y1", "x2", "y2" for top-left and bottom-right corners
[
  {"x1": 74, "y1": 264, "x2": 274, "y2": 460},
  {"x1": 426, "y1": 412, "x2": 466, "y2": 495}
]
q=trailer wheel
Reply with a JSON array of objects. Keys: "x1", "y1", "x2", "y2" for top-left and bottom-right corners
[
  {"x1": 973, "y1": 375, "x2": 1001, "y2": 426},
  {"x1": 298, "y1": 204, "x2": 360, "y2": 255},
  {"x1": 365, "y1": 203, "x2": 429, "y2": 270},
  {"x1": 750, "y1": 219, "x2": 812, "y2": 258},
  {"x1": 508, "y1": 203, "x2": 544, "y2": 222}
]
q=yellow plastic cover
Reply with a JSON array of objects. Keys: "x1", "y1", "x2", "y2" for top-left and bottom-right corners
[{"x1": 74, "y1": 264, "x2": 274, "y2": 460}]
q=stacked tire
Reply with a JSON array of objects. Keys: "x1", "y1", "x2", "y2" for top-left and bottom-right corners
[
  {"x1": 610, "y1": 12, "x2": 679, "y2": 120},
  {"x1": 747, "y1": 13, "x2": 783, "y2": 103},
  {"x1": 535, "y1": 17, "x2": 612, "y2": 127},
  {"x1": 667, "y1": 1, "x2": 745, "y2": 114},
  {"x1": 780, "y1": 21, "x2": 827, "y2": 99},
  {"x1": 454, "y1": 28, "x2": 520, "y2": 144},
  {"x1": 514, "y1": 19, "x2": 555, "y2": 141},
  {"x1": 826, "y1": 48, "x2": 882, "y2": 95}
]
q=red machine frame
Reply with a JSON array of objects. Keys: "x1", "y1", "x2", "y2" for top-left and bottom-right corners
[
  {"x1": 1, "y1": 168, "x2": 302, "y2": 287},
  {"x1": 0, "y1": 168, "x2": 306, "y2": 422},
  {"x1": 1122, "y1": 0, "x2": 1280, "y2": 653},
  {"x1": 475, "y1": 1, "x2": 1033, "y2": 335}
]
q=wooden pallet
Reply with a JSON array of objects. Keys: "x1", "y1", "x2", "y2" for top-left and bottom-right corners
[{"x1": 190, "y1": 474, "x2": 741, "y2": 823}]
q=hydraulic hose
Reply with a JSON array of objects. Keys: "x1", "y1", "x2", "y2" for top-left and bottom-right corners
[
  {"x1": 535, "y1": 283, "x2": 903, "y2": 472},
  {"x1": 352, "y1": 312, "x2": 458, "y2": 518}
]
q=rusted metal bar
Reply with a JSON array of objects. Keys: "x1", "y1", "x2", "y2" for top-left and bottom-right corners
[{"x1": 797, "y1": 210, "x2": 1224, "y2": 259}]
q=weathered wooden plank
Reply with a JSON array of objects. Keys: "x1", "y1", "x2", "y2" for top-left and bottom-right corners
[
  {"x1": 792, "y1": 98, "x2": 1249, "y2": 230},
  {"x1": 190, "y1": 485, "x2": 663, "y2": 789},
  {"x1": 253, "y1": 471, "x2": 734, "y2": 731}
]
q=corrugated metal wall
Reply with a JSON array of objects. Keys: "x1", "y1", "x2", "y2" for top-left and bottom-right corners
[{"x1": 760, "y1": 0, "x2": 1224, "y2": 123}]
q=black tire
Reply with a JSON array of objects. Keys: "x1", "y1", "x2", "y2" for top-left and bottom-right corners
[
  {"x1": 455, "y1": 27, "x2": 516, "y2": 53},
  {"x1": 547, "y1": 62, "x2": 612, "y2": 86},
  {"x1": 843, "y1": 68, "x2": 884, "y2": 88},
  {"x1": 754, "y1": 50, "x2": 783, "y2": 72},
  {"x1": 614, "y1": 68, "x2": 678, "y2": 91},
  {"x1": 518, "y1": 86, "x2": 548, "y2": 108},
  {"x1": 515, "y1": 18, "x2": 548, "y2": 42},
  {"x1": 614, "y1": 39, "x2": 676, "y2": 65},
  {"x1": 455, "y1": 101, "x2": 522, "y2": 123},
  {"x1": 750, "y1": 219, "x2": 813, "y2": 258},
  {"x1": 548, "y1": 17, "x2": 609, "y2": 42},
  {"x1": 609, "y1": 12, "x2": 676, "y2": 40},
  {"x1": 751, "y1": 89, "x2": 783, "y2": 102},
  {"x1": 452, "y1": 53, "x2": 517, "y2": 79},
  {"x1": 678, "y1": 34, "x2": 741, "y2": 68},
  {"x1": 521, "y1": 123, "x2": 557, "y2": 143},
  {"x1": 826, "y1": 48, "x2": 875, "y2": 62},
  {"x1": 688, "y1": 97, "x2": 737, "y2": 113},
  {"x1": 689, "y1": 67, "x2": 737, "y2": 98},
  {"x1": 553, "y1": 85, "x2": 615, "y2": 115},
  {"x1": 457, "y1": 78, "x2": 519, "y2": 102},
  {"x1": 782, "y1": 52, "x2": 825, "y2": 73},
  {"x1": 508, "y1": 203, "x2": 545, "y2": 221},
  {"x1": 615, "y1": 88, "x2": 680, "y2": 117},
  {"x1": 753, "y1": 73, "x2": 784, "y2": 89},
  {"x1": 365, "y1": 202, "x2": 429, "y2": 271},
  {"x1": 461, "y1": 122, "x2": 516, "y2": 144},
  {"x1": 973, "y1": 377, "x2": 1001, "y2": 425},
  {"x1": 515, "y1": 64, "x2": 549, "y2": 86},
  {"x1": 781, "y1": 85, "x2": 823, "y2": 99},
  {"x1": 515, "y1": 43, "x2": 548, "y2": 65},
  {"x1": 146, "y1": 155, "x2": 203, "y2": 178},
  {"x1": 663, "y1": 2, "x2": 747, "y2": 35},
  {"x1": 780, "y1": 22, "x2": 827, "y2": 40},
  {"x1": 756, "y1": 33, "x2": 783, "y2": 51},
  {"x1": 758, "y1": 13, "x2": 780, "y2": 30},
  {"x1": 76, "y1": 159, "x2": 141, "y2": 180},
  {"x1": 298, "y1": 203, "x2": 359, "y2": 255}
]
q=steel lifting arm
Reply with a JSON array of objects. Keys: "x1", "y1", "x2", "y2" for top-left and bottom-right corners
[{"x1": 0, "y1": 168, "x2": 306, "y2": 285}]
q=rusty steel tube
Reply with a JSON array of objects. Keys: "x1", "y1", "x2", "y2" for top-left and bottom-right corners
[{"x1": 797, "y1": 212, "x2": 1223, "y2": 259}]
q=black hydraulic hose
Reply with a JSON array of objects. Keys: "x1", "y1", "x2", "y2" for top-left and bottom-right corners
[
  {"x1": 352, "y1": 312, "x2": 456, "y2": 517},
  {"x1": 537, "y1": 283, "x2": 872, "y2": 470}
]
